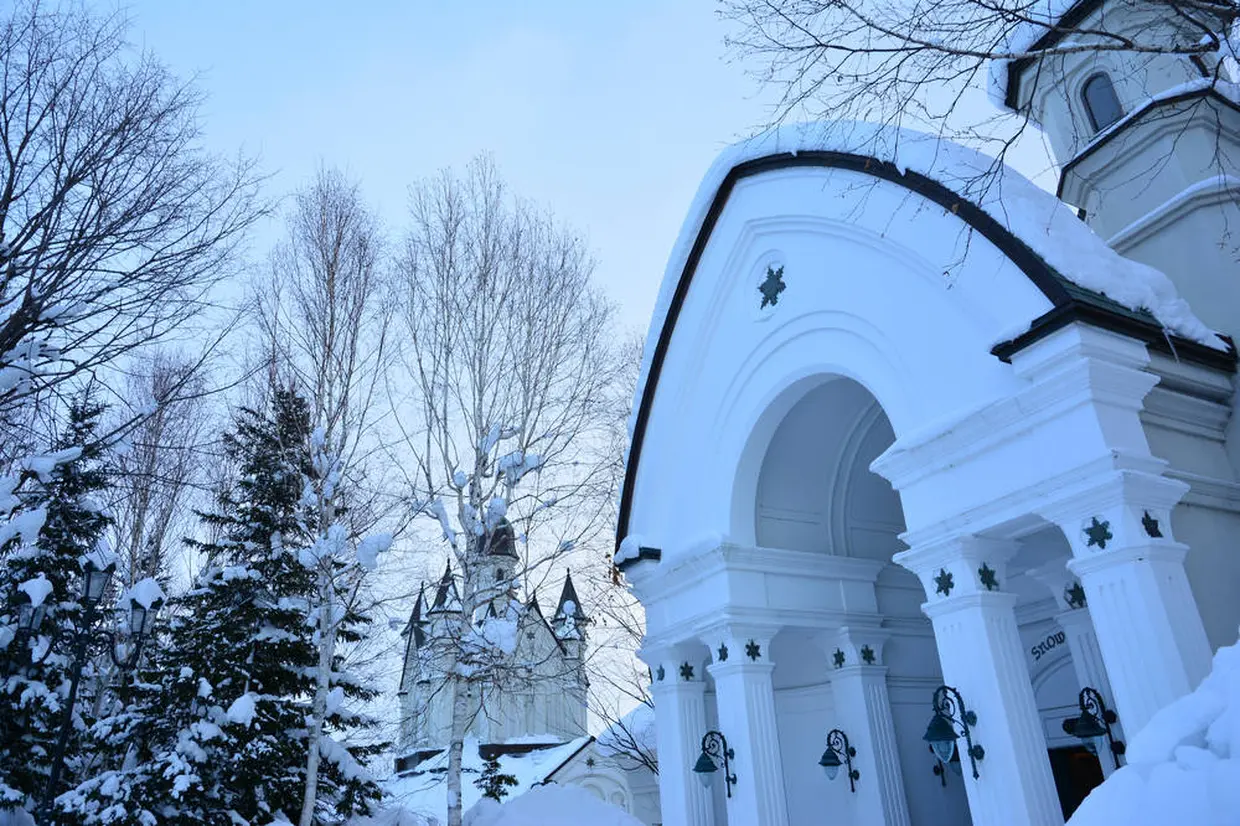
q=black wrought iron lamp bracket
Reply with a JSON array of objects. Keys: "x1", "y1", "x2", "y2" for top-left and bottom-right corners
[
  {"x1": 826, "y1": 728, "x2": 860, "y2": 792},
  {"x1": 702, "y1": 730, "x2": 737, "y2": 798},
  {"x1": 933, "y1": 685, "x2": 985, "y2": 779},
  {"x1": 1063, "y1": 686, "x2": 1125, "y2": 770}
]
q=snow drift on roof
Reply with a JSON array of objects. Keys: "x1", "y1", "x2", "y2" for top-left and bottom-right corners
[{"x1": 627, "y1": 120, "x2": 1222, "y2": 445}]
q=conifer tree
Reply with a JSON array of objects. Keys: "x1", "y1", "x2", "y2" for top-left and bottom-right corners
[
  {"x1": 0, "y1": 400, "x2": 113, "y2": 818},
  {"x1": 63, "y1": 387, "x2": 382, "y2": 825}
]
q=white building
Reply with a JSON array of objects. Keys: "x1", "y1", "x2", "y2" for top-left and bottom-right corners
[
  {"x1": 616, "y1": 4, "x2": 1240, "y2": 825},
  {"x1": 392, "y1": 525, "x2": 659, "y2": 823}
]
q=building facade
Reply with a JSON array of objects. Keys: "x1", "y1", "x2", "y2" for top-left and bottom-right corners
[
  {"x1": 617, "y1": 6, "x2": 1240, "y2": 825},
  {"x1": 396, "y1": 526, "x2": 590, "y2": 760}
]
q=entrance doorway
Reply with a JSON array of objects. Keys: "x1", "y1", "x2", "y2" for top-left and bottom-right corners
[{"x1": 1047, "y1": 746, "x2": 1103, "y2": 819}]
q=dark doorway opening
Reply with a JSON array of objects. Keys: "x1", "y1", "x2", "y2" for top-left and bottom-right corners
[{"x1": 1048, "y1": 745, "x2": 1104, "y2": 818}]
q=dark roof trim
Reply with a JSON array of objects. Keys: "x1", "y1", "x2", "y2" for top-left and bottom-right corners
[
  {"x1": 1004, "y1": 0, "x2": 1106, "y2": 110},
  {"x1": 616, "y1": 546, "x2": 662, "y2": 572},
  {"x1": 615, "y1": 149, "x2": 1234, "y2": 549},
  {"x1": 542, "y1": 737, "x2": 597, "y2": 783},
  {"x1": 1057, "y1": 86, "x2": 1240, "y2": 197},
  {"x1": 991, "y1": 300, "x2": 1237, "y2": 370}
]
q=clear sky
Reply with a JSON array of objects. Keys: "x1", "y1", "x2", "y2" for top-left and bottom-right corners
[{"x1": 121, "y1": 1, "x2": 784, "y2": 334}]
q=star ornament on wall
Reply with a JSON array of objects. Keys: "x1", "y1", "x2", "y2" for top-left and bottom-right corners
[
  {"x1": 833, "y1": 648, "x2": 846, "y2": 668},
  {"x1": 978, "y1": 563, "x2": 999, "y2": 591},
  {"x1": 745, "y1": 640, "x2": 762, "y2": 661},
  {"x1": 1065, "y1": 582, "x2": 1087, "y2": 610},
  {"x1": 934, "y1": 568, "x2": 954, "y2": 597},
  {"x1": 679, "y1": 662, "x2": 694, "y2": 681},
  {"x1": 1084, "y1": 517, "x2": 1113, "y2": 550},
  {"x1": 656, "y1": 665, "x2": 665, "y2": 682},
  {"x1": 717, "y1": 643, "x2": 729, "y2": 662},
  {"x1": 1142, "y1": 510, "x2": 1163, "y2": 538},
  {"x1": 860, "y1": 645, "x2": 876, "y2": 665},
  {"x1": 758, "y1": 265, "x2": 786, "y2": 309}
]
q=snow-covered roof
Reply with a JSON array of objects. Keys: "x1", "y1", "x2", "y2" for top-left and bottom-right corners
[
  {"x1": 986, "y1": 0, "x2": 1099, "y2": 111},
  {"x1": 384, "y1": 737, "x2": 593, "y2": 825},
  {"x1": 616, "y1": 120, "x2": 1227, "y2": 552}
]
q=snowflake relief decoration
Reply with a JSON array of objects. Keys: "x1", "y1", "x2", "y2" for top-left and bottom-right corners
[{"x1": 758, "y1": 265, "x2": 786, "y2": 310}]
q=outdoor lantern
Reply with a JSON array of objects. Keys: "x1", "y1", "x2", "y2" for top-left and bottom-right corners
[
  {"x1": 923, "y1": 713, "x2": 958, "y2": 764},
  {"x1": 1063, "y1": 686, "x2": 1125, "y2": 769},
  {"x1": 693, "y1": 730, "x2": 736, "y2": 797},
  {"x1": 81, "y1": 559, "x2": 116, "y2": 605},
  {"x1": 923, "y1": 685, "x2": 984, "y2": 779},
  {"x1": 818, "y1": 744, "x2": 842, "y2": 780},
  {"x1": 818, "y1": 728, "x2": 859, "y2": 792},
  {"x1": 129, "y1": 596, "x2": 163, "y2": 640},
  {"x1": 693, "y1": 751, "x2": 718, "y2": 788},
  {"x1": 16, "y1": 596, "x2": 46, "y2": 635}
]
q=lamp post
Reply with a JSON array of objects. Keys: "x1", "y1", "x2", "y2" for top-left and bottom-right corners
[
  {"x1": 922, "y1": 685, "x2": 984, "y2": 780},
  {"x1": 1063, "y1": 686, "x2": 1125, "y2": 769},
  {"x1": 818, "y1": 728, "x2": 859, "y2": 792},
  {"x1": 692, "y1": 730, "x2": 737, "y2": 798},
  {"x1": 16, "y1": 560, "x2": 164, "y2": 824}
]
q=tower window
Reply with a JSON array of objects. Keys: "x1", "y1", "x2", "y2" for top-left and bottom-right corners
[{"x1": 1081, "y1": 72, "x2": 1124, "y2": 133}]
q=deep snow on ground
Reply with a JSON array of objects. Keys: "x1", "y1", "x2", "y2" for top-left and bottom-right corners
[
  {"x1": 1068, "y1": 635, "x2": 1240, "y2": 826},
  {"x1": 464, "y1": 784, "x2": 643, "y2": 826}
]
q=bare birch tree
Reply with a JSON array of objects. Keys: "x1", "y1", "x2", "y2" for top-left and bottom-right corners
[
  {"x1": 394, "y1": 156, "x2": 624, "y2": 826},
  {"x1": 0, "y1": 1, "x2": 264, "y2": 453},
  {"x1": 107, "y1": 350, "x2": 214, "y2": 588},
  {"x1": 251, "y1": 167, "x2": 397, "y2": 825}
]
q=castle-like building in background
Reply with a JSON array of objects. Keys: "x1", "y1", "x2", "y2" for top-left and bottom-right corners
[{"x1": 395, "y1": 520, "x2": 589, "y2": 762}]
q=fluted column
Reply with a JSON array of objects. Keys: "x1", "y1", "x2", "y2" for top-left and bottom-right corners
[
  {"x1": 822, "y1": 626, "x2": 912, "y2": 826},
  {"x1": 703, "y1": 625, "x2": 789, "y2": 826},
  {"x1": 1029, "y1": 560, "x2": 1121, "y2": 777},
  {"x1": 644, "y1": 645, "x2": 713, "y2": 826},
  {"x1": 1040, "y1": 470, "x2": 1212, "y2": 736},
  {"x1": 894, "y1": 537, "x2": 1063, "y2": 826}
]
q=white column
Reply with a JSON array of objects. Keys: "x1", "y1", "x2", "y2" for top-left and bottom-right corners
[
  {"x1": 1029, "y1": 560, "x2": 1121, "y2": 777},
  {"x1": 823, "y1": 627, "x2": 912, "y2": 826},
  {"x1": 1040, "y1": 470, "x2": 1212, "y2": 736},
  {"x1": 703, "y1": 626, "x2": 790, "y2": 826},
  {"x1": 644, "y1": 646, "x2": 713, "y2": 826},
  {"x1": 894, "y1": 537, "x2": 1063, "y2": 826}
]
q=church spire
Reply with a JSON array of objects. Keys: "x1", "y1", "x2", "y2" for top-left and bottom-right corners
[
  {"x1": 552, "y1": 571, "x2": 587, "y2": 639},
  {"x1": 428, "y1": 562, "x2": 461, "y2": 615}
]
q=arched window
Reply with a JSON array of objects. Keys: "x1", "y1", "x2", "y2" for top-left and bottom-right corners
[{"x1": 1081, "y1": 72, "x2": 1124, "y2": 132}]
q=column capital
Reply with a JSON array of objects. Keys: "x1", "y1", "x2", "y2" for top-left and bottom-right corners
[
  {"x1": 700, "y1": 622, "x2": 780, "y2": 666},
  {"x1": 1027, "y1": 557, "x2": 1084, "y2": 611},
  {"x1": 894, "y1": 535, "x2": 1020, "y2": 604},
  {"x1": 641, "y1": 642, "x2": 710, "y2": 687},
  {"x1": 817, "y1": 624, "x2": 891, "y2": 670},
  {"x1": 1037, "y1": 468, "x2": 1188, "y2": 554}
]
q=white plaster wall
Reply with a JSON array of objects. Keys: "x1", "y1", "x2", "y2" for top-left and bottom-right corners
[{"x1": 627, "y1": 167, "x2": 1052, "y2": 564}]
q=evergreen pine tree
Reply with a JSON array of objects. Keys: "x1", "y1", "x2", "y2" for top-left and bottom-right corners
[
  {"x1": 64, "y1": 387, "x2": 382, "y2": 825},
  {"x1": 474, "y1": 756, "x2": 518, "y2": 803},
  {"x1": 0, "y1": 400, "x2": 113, "y2": 818}
]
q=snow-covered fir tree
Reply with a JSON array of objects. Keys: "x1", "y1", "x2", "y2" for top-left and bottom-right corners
[
  {"x1": 0, "y1": 399, "x2": 113, "y2": 817},
  {"x1": 62, "y1": 387, "x2": 383, "y2": 825}
]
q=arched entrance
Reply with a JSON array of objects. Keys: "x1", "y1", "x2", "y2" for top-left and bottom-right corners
[{"x1": 619, "y1": 124, "x2": 1217, "y2": 826}]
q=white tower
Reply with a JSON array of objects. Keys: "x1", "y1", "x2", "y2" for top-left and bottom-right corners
[{"x1": 1001, "y1": 3, "x2": 1240, "y2": 462}]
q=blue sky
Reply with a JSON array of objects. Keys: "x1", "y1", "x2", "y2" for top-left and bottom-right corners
[{"x1": 123, "y1": 1, "x2": 780, "y2": 333}]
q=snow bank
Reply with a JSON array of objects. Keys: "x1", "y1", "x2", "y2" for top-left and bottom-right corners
[
  {"x1": 628, "y1": 119, "x2": 1223, "y2": 446},
  {"x1": 464, "y1": 784, "x2": 643, "y2": 826},
  {"x1": 1068, "y1": 636, "x2": 1240, "y2": 826}
]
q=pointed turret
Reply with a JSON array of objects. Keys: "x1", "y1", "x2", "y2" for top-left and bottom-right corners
[
  {"x1": 552, "y1": 571, "x2": 587, "y2": 642},
  {"x1": 428, "y1": 562, "x2": 461, "y2": 615}
]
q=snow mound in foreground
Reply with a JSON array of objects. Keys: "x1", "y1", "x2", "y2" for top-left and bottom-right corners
[
  {"x1": 1068, "y1": 635, "x2": 1240, "y2": 826},
  {"x1": 465, "y1": 785, "x2": 643, "y2": 826}
]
